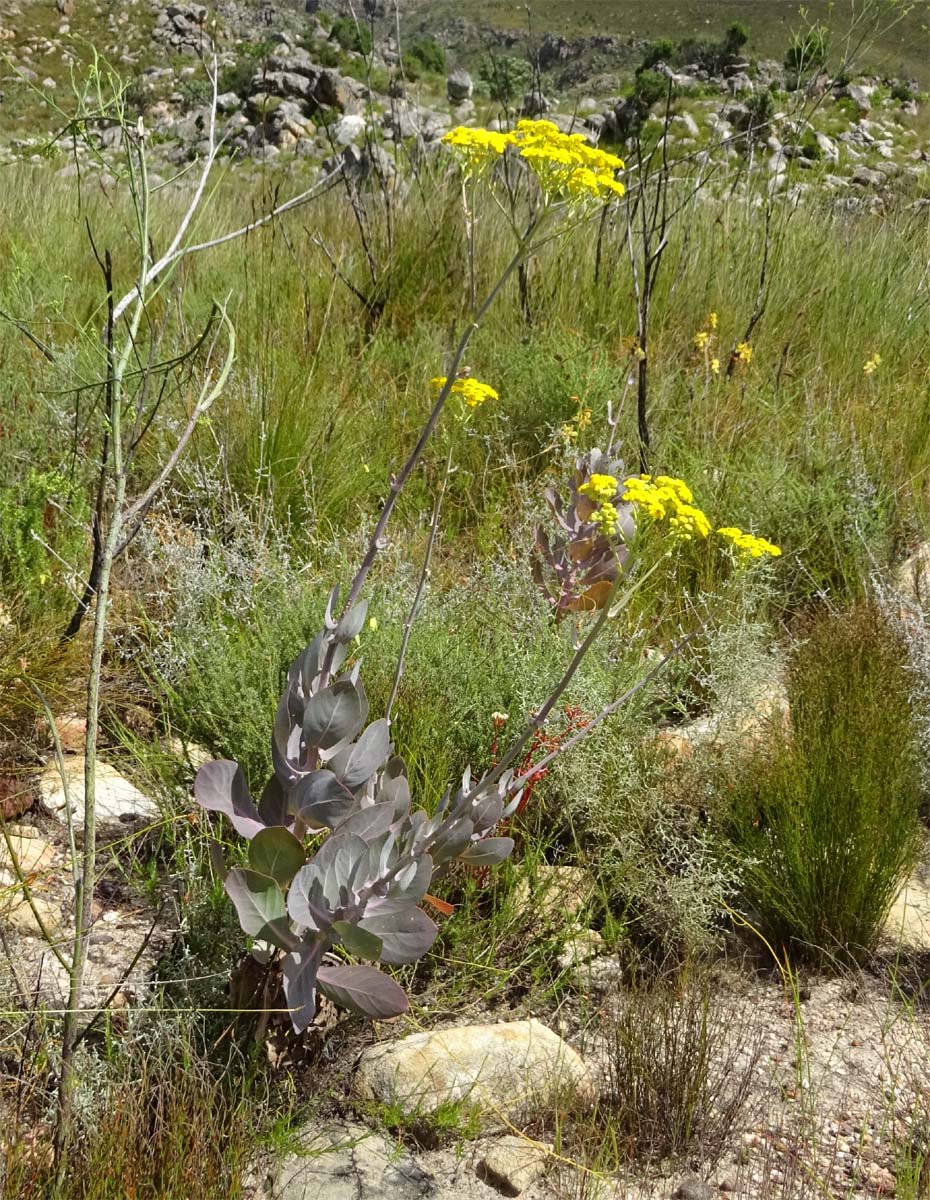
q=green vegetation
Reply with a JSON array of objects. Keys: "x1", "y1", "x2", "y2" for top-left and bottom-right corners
[{"x1": 725, "y1": 604, "x2": 924, "y2": 966}]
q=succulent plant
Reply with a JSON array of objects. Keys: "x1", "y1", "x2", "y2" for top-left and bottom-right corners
[
  {"x1": 195, "y1": 588, "x2": 519, "y2": 1031},
  {"x1": 532, "y1": 450, "x2": 634, "y2": 619}
]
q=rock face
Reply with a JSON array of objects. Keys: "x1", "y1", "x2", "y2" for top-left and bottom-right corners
[
  {"x1": 478, "y1": 1136, "x2": 551, "y2": 1196},
  {"x1": 275, "y1": 1121, "x2": 435, "y2": 1200},
  {"x1": 446, "y1": 68, "x2": 472, "y2": 104},
  {"x1": 354, "y1": 1020, "x2": 597, "y2": 1126},
  {"x1": 38, "y1": 756, "x2": 159, "y2": 833}
]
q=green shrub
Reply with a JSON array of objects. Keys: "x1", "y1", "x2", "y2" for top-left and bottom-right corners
[
  {"x1": 784, "y1": 26, "x2": 829, "y2": 75},
  {"x1": 639, "y1": 38, "x2": 676, "y2": 72},
  {"x1": 634, "y1": 69, "x2": 670, "y2": 110},
  {"x1": 0, "y1": 468, "x2": 85, "y2": 615},
  {"x1": 405, "y1": 36, "x2": 446, "y2": 77},
  {"x1": 478, "y1": 54, "x2": 532, "y2": 106},
  {"x1": 892, "y1": 80, "x2": 917, "y2": 103},
  {"x1": 724, "y1": 21, "x2": 750, "y2": 56},
  {"x1": 330, "y1": 16, "x2": 372, "y2": 56},
  {"x1": 724, "y1": 603, "x2": 923, "y2": 966},
  {"x1": 218, "y1": 40, "x2": 273, "y2": 97}
]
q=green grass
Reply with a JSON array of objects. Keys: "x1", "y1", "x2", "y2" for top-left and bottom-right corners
[{"x1": 724, "y1": 602, "x2": 925, "y2": 966}]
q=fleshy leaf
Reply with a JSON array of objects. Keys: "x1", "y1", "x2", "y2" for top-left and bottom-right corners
[
  {"x1": 283, "y1": 939, "x2": 324, "y2": 1032},
  {"x1": 359, "y1": 906, "x2": 438, "y2": 964},
  {"x1": 303, "y1": 681, "x2": 366, "y2": 751},
  {"x1": 334, "y1": 599, "x2": 369, "y2": 643},
  {"x1": 224, "y1": 867, "x2": 298, "y2": 951},
  {"x1": 291, "y1": 770, "x2": 356, "y2": 830},
  {"x1": 194, "y1": 760, "x2": 265, "y2": 840},
  {"x1": 317, "y1": 964, "x2": 410, "y2": 1019},
  {"x1": 337, "y1": 719, "x2": 393, "y2": 791},
  {"x1": 258, "y1": 776, "x2": 288, "y2": 827},
  {"x1": 333, "y1": 919, "x2": 383, "y2": 961},
  {"x1": 334, "y1": 801, "x2": 396, "y2": 843},
  {"x1": 457, "y1": 836, "x2": 515, "y2": 867},
  {"x1": 248, "y1": 826, "x2": 306, "y2": 887}
]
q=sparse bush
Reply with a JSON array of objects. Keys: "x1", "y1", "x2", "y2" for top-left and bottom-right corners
[
  {"x1": 218, "y1": 40, "x2": 273, "y2": 97},
  {"x1": 784, "y1": 26, "x2": 829, "y2": 75},
  {"x1": 639, "y1": 38, "x2": 676, "y2": 72},
  {"x1": 745, "y1": 87, "x2": 776, "y2": 139},
  {"x1": 892, "y1": 79, "x2": 917, "y2": 103},
  {"x1": 330, "y1": 15, "x2": 372, "y2": 56},
  {"x1": 724, "y1": 21, "x2": 750, "y2": 56},
  {"x1": 479, "y1": 54, "x2": 533, "y2": 106},
  {"x1": 405, "y1": 36, "x2": 446, "y2": 77},
  {"x1": 633, "y1": 68, "x2": 670, "y2": 111},
  {"x1": 595, "y1": 969, "x2": 764, "y2": 1163},
  {"x1": 725, "y1": 603, "x2": 924, "y2": 966}
]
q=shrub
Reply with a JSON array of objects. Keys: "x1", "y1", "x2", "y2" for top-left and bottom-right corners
[
  {"x1": 0, "y1": 468, "x2": 85, "y2": 615},
  {"x1": 594, "y1": 968, "x2": 764, "y2": 1163},
  {"x1": 724, "y1": 21, "x2": 750, "y2": 56},
  {"x1": 218, "y1": 41, "x2": 273, "y2": 97},
  {"x1": 639, "y1": 38, "x2": 676, "y2": 72},
  {"x1": 892, "y1": 80, "x2": 917, "y2": 103},
  {"x1": 784, "y1": 26, "x2": 829, "y2": 74},
  {"x1": 478, "y1": 54, "x2": 533, "y2": 106},
  {"x1": 745, "y1": 87, "x2": 775, "y2": 137},
  {"x1": 724, "y1": 603, "x2": 923, "y2": 966},
  {"x1": 634, "y1": 69, "x2": 670, "y2": 110},
  {"x1": 405, "y1": 36, "x2": 446, "y2": 77},
  {"x1": 330, "y1": 16, "x2": 372, "y2": 56}
]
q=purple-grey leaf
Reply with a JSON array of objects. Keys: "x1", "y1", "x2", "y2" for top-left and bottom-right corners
[
  {"x1": 224, "y1": 867, "x2": 298, "y2": 951},
  {"x1": 316, "y1": 964, "x2": 410, "y2": 1019},
  {"x1": 258, "y1": 776, "x2": 288, "y2": 827},
  {"x1": 303, "y1": 680, "x2": 366, "y2": 751},
  {"x1": 334, "y1": 599, "x2": 369, "y2": 643},
  {"x1": 283, "y1": 939, "x2": 324, "y2": 1032},
  {"x1": 332, "y1": 919, "x2": 383, "y2": 961},
  {"x1": 457, "y1": 836, "x2": 514, "y2": 867},
  {"x1": 429, "y1": 817, "x2": 475, "y2": 866},
  {"x1": 334, "y1": 801, "x2": 396, "y2": 843},
  {"x1": 292, "y1": 770, "x2": 356, "y2": 830},
  {"x1": 338, "y1": 719, "x2": 392, "y2": 791},
  {"x1": 194, "y1": 760, "x2": 265, "y2": 840},
  {"x1": 208, "y1": 840, "x2": 227, "y2": 881},
  {"x1": 359, "y1": 906, "x2": 438, "y2": 964},
  {"x1": 248, "y1": 826, "x2": 306, "y2": 887}
]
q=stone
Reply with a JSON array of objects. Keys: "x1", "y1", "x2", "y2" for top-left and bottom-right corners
[
  {"x1": 851, "y1": 165, "x2": 883, "y2": 188},
  {"x1": 275, "y1": 1121, "x2": 435, "y2": 1199},
  {"x1": 676, "y1": 110, "x2": 699, "y2": 138},
  {"x1": 39, "y1": 756, "x2": 159, "y2": 833},
  {"x1": 815, "y1": 131, "x2": 839, "y2": 163},
  {"x1": 557, "y1": 929, "x2": 605, "y2": 971},
  {"x1": 513, "y1": 865, "x2": 592, "y2": 928},
  {"x1": 446, "y1": 68, "x2": 472, "y2": 104},
  {"x1": 316, "y1": 69, "x2": 360, "y2": 113},
  {"x1": 478, "y1": 1135, "x2": 551, "y2": 1196},
  {"x1": 1, "y1": 890, "x2": 63, "y2": 939},
  {"x1": 521, "y1": 90, "x2": 548, "y2": 118},
  {"x1": 216, "y1": 91, "x2": 241, "y2": 112},
  {"x1": 0, "y1": 829, "x2": 57, "y2": 877},
  {"x1": 353, "y1": 1019, "x2": 597, "y2": 1127},
  {"x1": 846, "y1": 84, "x2": 872, "y2": 113},
  {"x1": 672, "y1": 1175, "x2": 716, "y2": 1200},
  {"x1": 885, "y1": 870, "x2": 930, "y2": 950},
  {"x1": 38, "y1": 711, "x2": 86, "y2": 753},
  {"x1": 332, "y1": 113, "x2": 366, "y2": 145}
]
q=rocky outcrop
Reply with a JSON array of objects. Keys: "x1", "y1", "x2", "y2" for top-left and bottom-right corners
[{"x1": 354, "y1": 1019, "x2": 597, "y2": 1127}]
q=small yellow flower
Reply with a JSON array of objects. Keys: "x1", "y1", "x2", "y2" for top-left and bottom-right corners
[
  {"x1": 561, "y1": 423, "x2": 578, "y2": 442},
  {"x1": 431, "y1": 375, "x2": 499, "y2": 408},
  {"x1": 708, "y1": 311, "x2": 718, "y2": 330},
  {"x1": 717, "y1": 526, "x2": 781, "y2": 562},
  {"x1": 863, "y1": 352, "x2": 882, "y2": 376},
  {"x1": 591, "y1": 501, "x2": 620, "y2": 535},
  {"x1": 734, "y1": 342, "x2": 753, "y2": 365},
  {"x1": 577, "y1": 406, "x2": 592, "y2": 430},
  {"x1": 710, "y1": 357, "x2": 720, "y2": 375},
  {"x1": 368, "y1": 617, "x2": 379, "y2": 632},
  {"x1": 694, "y1": 330, "x2": 711, "y2": 351},
  {"x1": 579, "y1": 473, "x2": 619, "y2": 506}
]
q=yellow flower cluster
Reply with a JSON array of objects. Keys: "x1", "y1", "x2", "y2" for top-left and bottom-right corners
[
  {"x1": 717, "y1": 526, "x2": 782, "y2": 561},
  {"x1": 442, "y1": 120, "x2": 625, "y2": 203},
  {"x1": 623, "y1": 474, "x2": 712, "y2": 541},
  {"x1": 693, "y1": 314, "x2": 720, "y2": 374},
  {"x1": 863, "y1": 352, "x2": 882, "y2": 376},
  {"x1": 431, "y1": 375, "x2": 499, "y2": 408},
  {"x1": 572, "y1": 468, "x2": 781, "y2": 564},
  {"x1": 578, "y1": 473, "x2": 618, "y2": 505},
  {"x1": 734, "y1": 342, "x2": 753, "y2": 365}
]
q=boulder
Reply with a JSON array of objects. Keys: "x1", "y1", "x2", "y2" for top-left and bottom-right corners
[
  {"x1": 815, "y1": 131, "x2": 839, "y2": 163},
  {"x1": 851, "y1": 165, "x2": 883, "y2": 188},
  {"x1": 521, "y1": 90, "x2": 548, "y2": 117},
  {"x1": 316, "y1": 68, "x2": 361, "y2": 113},
  {"x1": 446, "y1": 67, "x2": 472, "y2": 104},
  {"x1": 39, "y1": 756, "x2": 159, "y2": 833},
  {"x1": 275, "y1": 1121, "x2": 435, "y2": 1200},
  {"x1": 846, "y1": 83, "x2": 873, "y2": 113},
  {"x1": 478, "y1": 1136, "x2": 551, "y2": 1196},
  {"x1": 332, "y1": 113, "x2": 366, "y2": 145},
  {"x1": 354, "y1": 1019, "x2": 596, "y2": 1127},
  {"x1": 885, "y1": 868, "x2": 930, "y2": 950}
]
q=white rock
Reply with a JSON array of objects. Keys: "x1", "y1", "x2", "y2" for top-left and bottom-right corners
[
  {"x1": 886, "y1": 873, "x2": 930, "y2": 950},
  {"x1": 354, "y1": 1019, "x2": 597, "y2": 1127},
  {"x1": 0, "y1": 829, "x2": 57, "y2": 876},
  {"x1": 479, "y1": 1135, "x2": 552, "y2": 1195},
  {"x1": 39, "y1": 757, "x2": 159, "y2": 832},
  {"x1": 332, "y1": 113, "x2": 366, "y2": 146}
]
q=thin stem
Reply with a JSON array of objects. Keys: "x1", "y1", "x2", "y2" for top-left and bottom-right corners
[{"x1": 386, "y1": 448, "x2": 453, "y2": 721}]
